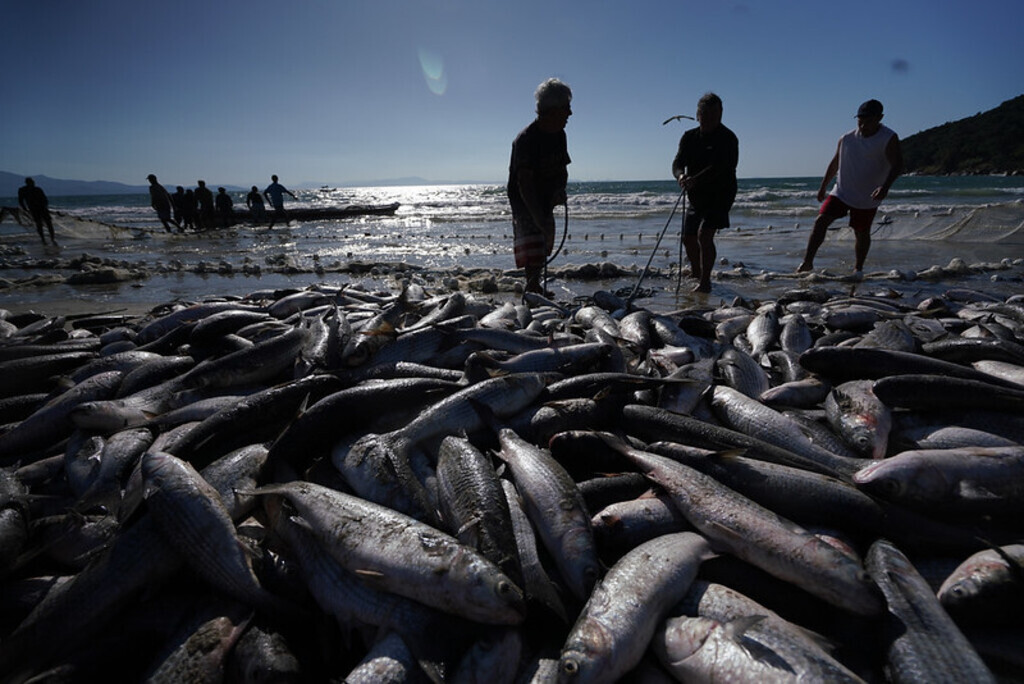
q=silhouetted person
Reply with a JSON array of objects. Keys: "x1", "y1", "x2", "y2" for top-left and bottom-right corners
[
  {"x1": 171, "y1": 186, "x2": 186, "y2": 231},
  {"x1": 147, "y1": 174, "x2": 179, "y2": 232},
  {"x1": 798, "y1": 99, "x2": 903, "y2": 277},
  {"x1": 508, "y1": 78, "x2": 573, "y2": 295},
  {"x1": 264, "y1": 174, "x2": 297, "y2": 228},
  {"x1": 18, "y1": 177, "x2": 56, "y2": 245},
  {"x1": 671, "y1": 92, "x2": 739, "y2": 293},
  {"x1": 215, "y1": 187, "x2": 234, "y2": 228},
  {"x1": 195, "y1": 180, "x2": 215, "y2": 231},
  {"x1": 246, "y1": 185, "x2": 267, "y2": 225},
  {"x1": 181, "y1": 189, "x2": 198, "y2": 231}
]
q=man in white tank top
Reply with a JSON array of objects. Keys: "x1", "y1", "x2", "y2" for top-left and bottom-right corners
[{"x1": 797, "y1": 99, "x2": 903, "y2": 277}]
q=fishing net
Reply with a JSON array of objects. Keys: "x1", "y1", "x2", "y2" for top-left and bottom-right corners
[
  {"x1": 831, "y1": 201, "x2": 1024, "y2": 243},
  {"x1": 0, "y1": 207, "x2": 148, "y2": 240}
]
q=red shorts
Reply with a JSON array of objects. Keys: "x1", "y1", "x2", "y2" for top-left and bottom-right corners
[{"x1": 819, "y1": 195, "x2": 877, "y2": 232}]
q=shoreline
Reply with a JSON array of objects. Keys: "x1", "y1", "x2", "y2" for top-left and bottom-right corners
[{"x1": 3, "y1": 252, "x2": 1022, "y2": 322}]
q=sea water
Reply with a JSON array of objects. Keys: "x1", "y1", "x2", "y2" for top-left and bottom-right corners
[{"x1": 1, "y1": 177, "x2": 1022, "y2": 313}]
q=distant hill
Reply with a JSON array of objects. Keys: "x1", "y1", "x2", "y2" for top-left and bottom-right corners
[
  {"x1": 0, "y1": 171, "x2": 148, "y2": 198},
  {"x1": 901, "y1": 94, "x2": 1024, "y2": 175},
  {"x1": 0, "y1": 172, "x2": 250, "y2": 198}
]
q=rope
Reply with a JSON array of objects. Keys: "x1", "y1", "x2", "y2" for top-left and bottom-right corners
[
  {"x1": 542, "y1": 203, "x2": 570, "y2": 294},
  {"x1": 626, "y1": 187, "x2": 686, "y2": 305}
]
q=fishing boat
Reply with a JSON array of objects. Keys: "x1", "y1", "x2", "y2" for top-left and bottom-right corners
[{"x1": 238, "y1": 202, "x2": 400, "y2": 222}]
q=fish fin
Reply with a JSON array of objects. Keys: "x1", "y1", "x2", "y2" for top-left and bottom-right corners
[
  {"x1": 957, "y1": 481, "x2": 1003, "y2": 501},
  {"x1": 354, "y1": 567, "x2": 386, "y2": 579},
  {"x1": 707, "y1": 448, "x2": 748, "y2": 462},
  {"x1": 468, "y1": 397, "x2": 507, "y2": 435},
  {"x1": 981, "y1": 539, "x2": 1024, "y2": 584},
  {"x1": 455, "y1": 515, "x2": 482, "y2": 537},
  {"x1": 724, "y1": 614, "x2": 768, "y2": 641},
  {"x1": 707, "y1": 519, "x2": 750, "y2": 545}
]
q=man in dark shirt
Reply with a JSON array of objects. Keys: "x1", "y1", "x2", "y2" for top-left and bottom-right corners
[
  {"x1": 17, "y1": 177, "x2": 56, "y2": 245},
  {"x1": 195, "y1": 180, "x2": 215, "y2": 230},
  {"x1": 508, "y1": 77, "x2": 572, "y2": 296},
  {"x1": 671, "y1": 92, "x2": 739, "y2": 293},
  {"x1": 147, "y1": 174, "x2": 180, "y2": 232}
]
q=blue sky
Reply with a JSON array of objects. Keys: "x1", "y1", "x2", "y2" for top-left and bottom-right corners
[{"x1": 3, "y1": 0, "x2": 1021, "y2": 187}]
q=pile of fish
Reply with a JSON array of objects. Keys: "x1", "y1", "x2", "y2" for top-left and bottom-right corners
[{"x1": 1, "y1": 280, "x2": 1023, "y2": 683}]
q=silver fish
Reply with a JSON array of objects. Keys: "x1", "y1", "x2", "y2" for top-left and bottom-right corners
[
  {"x1": 937, "y1": 543, "x2": 1024, "y2": 626},
  {"x1": 852, "y1": 446, "x2": 1024, "y2": 515},
  {"x1": 824, "y1": 380, "x2": 892, "y2": 459},
  {"x1": 0, "y1": 370, "x2": 123, "y2": 463},
  {"x1": 559, "y1": 532, "x2": 713, "y2": 684},
  {"x1": 494, "y1": 428, "x2": 601, "y2": 603},
  {"x1": 252, "y1": 480, "x2": 526, "y2": 625},
  {"x1": 609, "y1": 435, "x2": 883, "y2": 616},
  {"x1": 436, "y1": 435, "x2": 522, "y2": 587},
  {"x1": 866, "y1": 538, "x2": 996, "y2": 683},
  {"x1": 141, "y1": 450, "x2": 295, "y2": 617}
]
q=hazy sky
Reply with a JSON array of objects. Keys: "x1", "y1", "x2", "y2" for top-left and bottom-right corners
[{"x1": 3, "y1": 0, "x2": 1021, "y2": 187}]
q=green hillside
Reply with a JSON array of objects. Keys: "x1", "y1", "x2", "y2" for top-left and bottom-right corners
[{"x1": 901, "y1": 94, "x2": 1024, "y2": 175}]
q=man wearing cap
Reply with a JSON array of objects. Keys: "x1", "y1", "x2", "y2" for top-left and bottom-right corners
[{"x1": 797, "y1": 99, "x2": 903, "y2": 278}]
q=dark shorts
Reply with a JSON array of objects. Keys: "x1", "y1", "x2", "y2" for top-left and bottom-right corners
[
  {"x1": 512, "y1": 212, "x2": 554, "y2": 268},
  {"x1": 156, "y1": 205, "x2": 172, "y2": 221},
  {"x1": 819, "y1": 195, "x2": 877, "y2": 232},
  {"x1": 683, "y1": 206, "x2": 729, "y2": 236}
]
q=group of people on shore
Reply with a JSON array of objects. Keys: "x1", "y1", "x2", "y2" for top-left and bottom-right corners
[
  {"x1": 508, "y1": 78, "x2": 903, "y2": 294},
  {"x1": 146, "y1": 174, "x2": 297, "y2": 233}
]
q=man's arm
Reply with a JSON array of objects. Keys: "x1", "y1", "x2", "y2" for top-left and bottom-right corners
[
  {"x1": 671, "y1": 137, "x2": 687, "y2": 186},
  {"x1": 817, "y1": 141, "x2": 841, "y2": 202},
  {"x1": 873, "y1": 134, "x2": 903, "y2": 201}
]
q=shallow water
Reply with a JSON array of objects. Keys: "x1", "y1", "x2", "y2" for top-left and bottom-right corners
[{"x1": 2, "y1": 179, "x2": 1022, "y2": 316}]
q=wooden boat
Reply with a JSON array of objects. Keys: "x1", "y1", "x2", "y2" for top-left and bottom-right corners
[{"x1": 236, "y1": 202, "x2": 400, "y2": 222}]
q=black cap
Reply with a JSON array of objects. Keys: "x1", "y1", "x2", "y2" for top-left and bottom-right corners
[{"x1": 856, "y1": 100, "x2": 883, "y2": 118}]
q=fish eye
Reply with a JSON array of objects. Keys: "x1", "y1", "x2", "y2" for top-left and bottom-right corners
[{"x1": 562, "y1": 658, "x2": 580, "y2": 676}]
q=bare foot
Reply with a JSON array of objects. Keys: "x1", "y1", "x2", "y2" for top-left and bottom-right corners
[
  {"x1": 796, "y1": 262, "x2": 813, "y2": 273},
  {"x1": 692, "y1": 282, "x2": 711, "y2": 294}
]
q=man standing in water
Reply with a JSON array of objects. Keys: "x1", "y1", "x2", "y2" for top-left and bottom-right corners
[
  {"x1": 147, "y1": 174, "x2": 180, "y2": 233},
  {"x1": 264, "y1": 174, "x2": 297, "y2": 228},
  {"x1": 672, "y1": 92, "x2": 739, "y2": 293},
  {"x1": 18, "y1": 177, "x2": 56, "y2": 245},
  {"x1": 798, "y1": 99, "x2": 903, "y2": 278},
  {"x1": 508, "y1": 78, "x2": 572, "y2": 296},
  {"x1": 195, "y1": 180, "x2": 215, "y2": 231}
]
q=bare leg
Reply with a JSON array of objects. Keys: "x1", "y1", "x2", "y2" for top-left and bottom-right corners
[
  {"x1": 798, "y1": 214, "x2": 836, "y2": 272},
  {"x1": 693, "y1": 228, "x2": 716, "y2": 292},
  {"x1": 524, "y1": 265, "x2": 543, "y2": 293},
  {"x1": 854, "y1": 229, "x2": 871, "y2": 271},
  {"x1": 682, "y1": 233, "x2": 702, "y2": 280}
]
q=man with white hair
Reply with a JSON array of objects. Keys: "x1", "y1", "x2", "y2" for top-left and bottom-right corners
[{"x1": 507, "y1": 77, "x2": 572, "y2": 296}]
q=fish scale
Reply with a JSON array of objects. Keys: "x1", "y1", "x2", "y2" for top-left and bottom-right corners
[
  {"x1": 141, "y1": 451, "x2": 292, "y2": 617},
  {"x1": 867, "y1": 538, "x2": 997, "y2": 683}
]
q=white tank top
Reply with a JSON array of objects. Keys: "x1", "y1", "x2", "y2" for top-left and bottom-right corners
[{"x1": 832, "y1": 124, "x2": 895, "y2": 209}]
